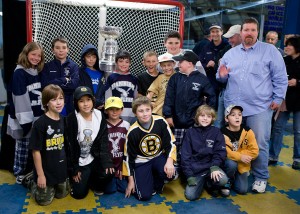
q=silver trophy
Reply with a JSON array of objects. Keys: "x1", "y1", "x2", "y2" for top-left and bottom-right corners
[{"x1": 99, "y1": 26, "x2": 123, "y2": 73}]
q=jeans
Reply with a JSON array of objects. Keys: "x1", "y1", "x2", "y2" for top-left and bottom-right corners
[
  {"x1": 243, "y1": 108, "x2": 273, "y2": 181},
  {"x1": 269, "y1": 111, "x2": 300, "y2": 162},
  {"x1": 185, "y1": 169, "x2": 228, "y2": 201},
  {"x1": 105, "y1": 177, "x2": 127, "y2": 194},
  {"x1": 214, "y1": 89, "x2": 225, "y2": 128},
  {"x1": 225, "y1": 159, "x2": 248, "y2": 194}
]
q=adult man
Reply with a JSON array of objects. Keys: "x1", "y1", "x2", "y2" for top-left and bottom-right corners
[
  {"x1": 265, "y1": 31, "x2": 284, "y2": 56},
  {"x1": 214, "y1": 24, "x2": 242, "y2": 128},
  {"x1": 193, "y1": 29, "x2": 212, "y2": 56},
  {"x1": 199, "y1": 24, "x2": 229, "y2": 96},
  {"x1": 217, "y1": 17, "x2": 288, "y2": 193}
]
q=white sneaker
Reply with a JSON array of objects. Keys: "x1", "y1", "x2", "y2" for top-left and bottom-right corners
[{"x1": 252, "y1": 181, "x2": 267, "y2": 193}]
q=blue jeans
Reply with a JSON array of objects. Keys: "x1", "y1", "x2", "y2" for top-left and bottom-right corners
[
  {"x1": 105, "y1": 177, "x2": 127, "y2": 194},
  {"x1": 185, "y1": 169, "x2": 228, "y2": 201},
  {"x1": 214, "y1": 89, "x2": 225, "y2": 128},
  {"x1": 269, "y1": 111, "x2": 300, "y2": 162},
  {"x1": 243, "y1": 108, "x2": 273, "y2": 181},
  {"x1": 225, "y1": 159, "x2": 248, "y2": 194}
]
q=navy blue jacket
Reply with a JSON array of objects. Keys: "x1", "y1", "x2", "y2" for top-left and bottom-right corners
[
  {"x1": 163, "y1": 70, "x2": 216, "y2": 129},
  {"x1": 79, "y1": 44, "x2": 106, "y2": 108},
  {"x1": 198, "y1": 38, "x2": 229, "y2": 91},
  {"x1": 181, "y1": 125, "x2": 226, "y2": 178},
  {"x1": 40, "y1": 57, "x2": 79, "y2": 114}
]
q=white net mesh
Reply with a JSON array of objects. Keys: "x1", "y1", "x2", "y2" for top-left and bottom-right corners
[{"x1": 30, "y1": 0, "x2": 182, "y2": 76}]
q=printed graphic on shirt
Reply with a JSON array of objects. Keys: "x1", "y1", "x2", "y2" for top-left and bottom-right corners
[
  {"x1": 192, "y1": 82, "x2": 200, "y2": 91},
  {"x1": 111, "y1": 81, "x2": 135, "y2": 103},
  {"x1": 139, "y1": 134, "x2": 161, "y2": 156},
  {"x1": 46, "y1": 125, "x2": 64, "y2": 151},
  {"x1": 27, "y1": 82, "x2": 42, "y2": 106},
  {"x1": 206, "y1": 139, "x2": 214, "y2": 148},
  {"x1": 80, "y1": 128, "x2": 93, "y2": 158},
  {"x1": 109, "y1": 132, "x2": 126, "y2": 158}
]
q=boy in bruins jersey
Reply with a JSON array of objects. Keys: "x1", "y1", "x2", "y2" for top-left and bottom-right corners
[{"x1": 123, "y1": 96, "x2": 176, "y2": 201}]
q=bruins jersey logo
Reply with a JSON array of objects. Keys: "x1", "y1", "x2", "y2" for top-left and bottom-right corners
[{"x1": 139, "y1": 134, "x2": 161, "y2": 156}]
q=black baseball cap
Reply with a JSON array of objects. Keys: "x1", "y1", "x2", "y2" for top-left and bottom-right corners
[
  {"x1": 74, "y1": 86, "x2": 93, "y2": 100},
  {"x1": 172, "y1": 51, "x2": 199, "y2": 65}
]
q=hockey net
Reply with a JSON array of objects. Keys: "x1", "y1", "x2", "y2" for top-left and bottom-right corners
[{"x1": 26, "y1": 0, "x2": 184, "y2": 76}]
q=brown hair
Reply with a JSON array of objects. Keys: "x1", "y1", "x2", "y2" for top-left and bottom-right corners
[
  {"x1": 17, "y1": 42, "x2": 45, "y2": 72},
  {"x1": 51, "y1": 36, "x2": 69, "y2": 49},
  {"x1": 42, "y1": 84, "x2": 64, "y2": 112},
  {"x1": 132, "y1": 96, "x2": 152, "y2": 114},
  {"x1": 164, "y1": 30, "x2": 181, "y2": 43},
  {"x1": 241, "y1": 17, "x2": 259, "y2": 31},
  {"x1": 194, "y1": 105, "x2": 216, "y2": 124}
]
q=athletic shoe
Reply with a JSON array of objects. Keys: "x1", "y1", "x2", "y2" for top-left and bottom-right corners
[
  {"x1": 292, "y1": 161, "x2": 300, "y2": 169},
  {"x1": 94, "y1": 190, "x2": 104, "y2": 196},
  {"x1": 252, "y1": 181, "x2": 267, "y2": 193},
  {"x1": 16, "y1": 175, "x2": 25, "y2": 184},
  {"x1": 22, "y1": 171, "x2": 33, "y2": 189},
  {"x1": 220, "y1": 189, "x2": 230, "y2": 197}
]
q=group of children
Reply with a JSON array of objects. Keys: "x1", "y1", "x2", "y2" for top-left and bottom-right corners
[{"x1": 6, "y1": 30, "x2": 260, "y2": 205}]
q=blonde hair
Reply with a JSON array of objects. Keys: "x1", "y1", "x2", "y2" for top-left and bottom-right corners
[
  {"x1": 17, "y1": 42, "x2": 45, "y2": 72},
  {"x1": 143, "y1": 50, "x2": 158, "y2": 60},
  {"x1": 194, "y1": 105, "x2": 216, "y2": 124},
  {"x1": 132, "y1": 96, "x2": 153, "y2": 114}
]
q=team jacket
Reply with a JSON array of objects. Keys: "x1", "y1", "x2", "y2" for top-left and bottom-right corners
[
  {"x1": 181, "y1": 125, "x2": 226, "y2": 178},
  {"x1": 7, "y1": 65, "x2": 43, "y2": 139},
  {"x1": 123, "y1": 115, "x2": 177, "y2": 176},
  {"x1": 221, "y1": 126, "x2": 259, "y2": 174},
  {"x1": 64, "y1": 111, "x2": 113, "y2": 176},
  {"x1": 40, "y1": 57, "x2": 79, "y2": 114},
  {"x1": 163, "y1": 71, "x2": 216, "y2": 128},
  {"x1": 79, "y1": 44, "x2": 106, "y2": 108}
]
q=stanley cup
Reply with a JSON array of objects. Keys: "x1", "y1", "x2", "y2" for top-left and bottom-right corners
[{"x1": 99, "y1": 26, "x2": 123, "y2": 73}]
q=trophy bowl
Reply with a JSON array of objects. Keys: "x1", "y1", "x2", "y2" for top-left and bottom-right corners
[{"x1": 99, "y1": 26, "x2": 123, "y2": 39}]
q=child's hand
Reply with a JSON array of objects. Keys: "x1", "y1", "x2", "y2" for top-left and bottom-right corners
[
  {"x1": 240, "y1": 154, "x2": 252, "y2": 164},
  {"x1": 125, "y1": 176, "x2": 135, "y2": 198},
  {"x1": 164, "y1": 158, "x2": 175, "y2": 178},
  {"x1": 117, "y1": 170, "x2": 123, "y2": 180},
  {"x1": 106, "y1": 168, "x2": 115, "y2": 175},
  {"x1": 166, "y1": 118, "x2": 174, "y2": 128},
  {"x1": 73, "y1": 172, "x2": 81, "y2": 183},
  {"x1": 37, "y1": 175, "x2": 46, "y2": 189},
  {"x1": 211, "y1": 170, "x2": 224, "y2": 182}
]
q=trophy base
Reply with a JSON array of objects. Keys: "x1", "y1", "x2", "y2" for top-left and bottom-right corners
[{"x1": 99, "y1": 61, "x2": 116, "y2": 73}]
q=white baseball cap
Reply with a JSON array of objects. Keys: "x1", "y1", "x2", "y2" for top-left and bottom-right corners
[
  {"x1": 223, "y1": 25, "x2": 241, "y2": 38},
  {"x1": 158, "y1": 53, "x2": 175, "y2": 63},
  {"x1": 224, "y1": 104, "x2": 243, "y2": 117}
]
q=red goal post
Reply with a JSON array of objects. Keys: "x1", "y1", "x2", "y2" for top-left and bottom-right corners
[{"x1": 26, "y1": 0, "x2": 185, "y2": 76}]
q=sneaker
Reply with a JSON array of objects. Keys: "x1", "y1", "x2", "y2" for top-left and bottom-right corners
[
  {"x1": 220, "y1": 189, "x2": 230, "y2": 197},
  {"x1": 94, "y1": 190, "x2": 104, "y2": 196},
  {"x1": 292, "y1": 161, "x2": 300, "y2": 169},
  {"x1": 252, "y1": 181, "x2": 267, "y2": 193},
  {"x1": 21, "y1": 171, "x2": 33, "y2": 189},
  {"x1": 16, "y1": 175, "x2": 25, "y2": 184}
]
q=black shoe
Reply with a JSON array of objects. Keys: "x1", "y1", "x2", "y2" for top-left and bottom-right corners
[
  {"x1": 292, "y1": 161, "x2": 300, "y2": 169},
  {"x1": 268, "y1": 160, "x2": 278, "y2": 165}
]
